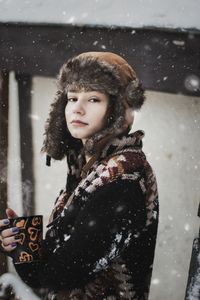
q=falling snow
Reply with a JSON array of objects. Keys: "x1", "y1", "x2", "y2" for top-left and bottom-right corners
[
  {"x1": 184, "y1": 223, "x2": 190, "y2": 232},
  {"x1": 64, "y1": 234, "x2": 71, "y2": 242},
  {"x1": 172, "y1": 40, "x2": 185, "y2": 46},
  {"x1": 151, "y1": 278, "x2": 160, "y2": 285},
  {"x1": 184, "y1": 75, "x2": 200, "y2": 92},
  {"x1": 93, "y1": 232, "x2": 127, "y2": 272}
]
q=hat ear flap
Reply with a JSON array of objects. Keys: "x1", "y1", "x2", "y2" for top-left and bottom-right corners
[{"x1": 125, "y1": 79, "x2": 145, "y2": 110}]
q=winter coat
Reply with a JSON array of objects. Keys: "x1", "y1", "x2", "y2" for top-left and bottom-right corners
[{"x1": 14, "y1": 130, "x2": 159, "y2": 300}]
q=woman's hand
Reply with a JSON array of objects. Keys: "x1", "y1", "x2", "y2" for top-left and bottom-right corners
[{"x1": 0, "y1": 208, "x2": 19, "y2": 252}]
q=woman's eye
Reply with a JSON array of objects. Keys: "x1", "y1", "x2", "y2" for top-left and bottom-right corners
[
  {"x1": 68, "y1": 97, "x2": 77, "y2": 102},
  {"x1": 89, "y1": 98, "x2": 100, "y2": 103}
]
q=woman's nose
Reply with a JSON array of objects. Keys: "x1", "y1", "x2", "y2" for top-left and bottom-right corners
[{"x1": 72, "y1": 100, "x2": 85, "y2": 114}]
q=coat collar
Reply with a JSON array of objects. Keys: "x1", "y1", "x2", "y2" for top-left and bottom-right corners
[{"x1": 81, "y1": 130, "x2": 144, "y2": 179}]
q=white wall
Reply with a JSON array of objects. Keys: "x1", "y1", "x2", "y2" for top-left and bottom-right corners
[
  {"x1": 0, "y1": 0, "x2": 200, "y2": 30},
  {"x1": 134, "y1": 91, "x2": 200, "y2": 300},
  {"x1": 7, "y1": 74, "x2": 200, "y2": 299}
]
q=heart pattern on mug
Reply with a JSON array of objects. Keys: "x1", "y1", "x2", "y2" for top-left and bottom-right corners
[
  {"x1": 18, "y1": 233, "x2": 25, "y2": 245},
  {"x1": 15, "y1": 219, "x2": 28, "y2": 229},
  {"x1": 32, "y1": 217, "x2": 42, "y2": 226},
  {"x1": 28, "y1": 227, "x2": 40, "y2": 241},
  {"x1": 29, "y1": 242, "x2": 39, "y2": 252},
  {"x1": 19, "y1": 251, "x2": 33, "y2": 262}
]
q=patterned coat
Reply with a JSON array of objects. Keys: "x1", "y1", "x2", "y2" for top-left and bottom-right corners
[{"x1": 14, "y1": 131, "x2": 159, "y2": 300}]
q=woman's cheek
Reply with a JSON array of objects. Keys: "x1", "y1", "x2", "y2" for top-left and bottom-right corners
[
  {"x1": 125, "y1": 108, "x2": 134, "y2": 126},
  {"x1": 65, "y1": 107, "x2": 70, "y2": 123}
]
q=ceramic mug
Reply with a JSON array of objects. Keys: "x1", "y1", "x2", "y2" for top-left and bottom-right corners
[{"x1": 7, "y1": 215, "x2": 43, "y2": 264}]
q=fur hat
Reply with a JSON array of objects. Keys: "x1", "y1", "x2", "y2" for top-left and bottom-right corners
[{"x1": 42, "y1": 52, "x2": 145, "y2": 162}]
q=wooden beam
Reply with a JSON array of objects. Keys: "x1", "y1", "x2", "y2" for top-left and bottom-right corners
[
  {"x1": 0, "y1": 70, "x2": 9, "y2": 275},
  {"x1": 0, "y1": 22, "x2": 199, "y2": 96},
  {"x1": 184, "y1": 204, "x2": 200, "y2": 298},
  {"x1": 15, "y1": 73, "x2": 35, "y2": 216}
]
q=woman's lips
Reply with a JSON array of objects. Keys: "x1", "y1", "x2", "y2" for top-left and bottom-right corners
[{"x1": 71, "y1": 120, "x2": 88, "y2": 126}]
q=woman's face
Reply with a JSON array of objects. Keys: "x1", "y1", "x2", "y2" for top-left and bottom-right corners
[{"x1": 65, "y1": 90, "x2": 109, "y2": 143}]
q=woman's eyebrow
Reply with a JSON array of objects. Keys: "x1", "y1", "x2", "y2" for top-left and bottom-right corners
[{"x1": 67, "y1": 92, "x2": 77, "y2": 96}]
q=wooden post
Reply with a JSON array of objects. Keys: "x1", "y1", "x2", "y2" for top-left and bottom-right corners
[
  {"x1": 0, "y1": 70, "x2": 9, "y2": 275},
  {"x1": 184, "y1": 203, "x2": 200, "y2": 299},
  {"x1": 15, "y1": 73, "x2": 35, "y2": 216}
]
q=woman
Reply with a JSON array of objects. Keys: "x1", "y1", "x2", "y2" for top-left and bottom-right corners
[{"x1": 0, "y1": 52, "x2": 159, "y2": 300}]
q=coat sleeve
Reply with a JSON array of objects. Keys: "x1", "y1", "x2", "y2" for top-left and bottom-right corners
[{"x1": 14, "y1": 178, "x2": 146, "y2": 290}]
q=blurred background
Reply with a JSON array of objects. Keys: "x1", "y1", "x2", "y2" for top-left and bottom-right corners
[{"x1": 0, "y1": 1, "x2": 200, "y2": 299}]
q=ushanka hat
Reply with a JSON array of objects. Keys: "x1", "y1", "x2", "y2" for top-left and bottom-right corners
[{"x1": 42, "y1": 51, "x2": 145, "y2": 163}]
